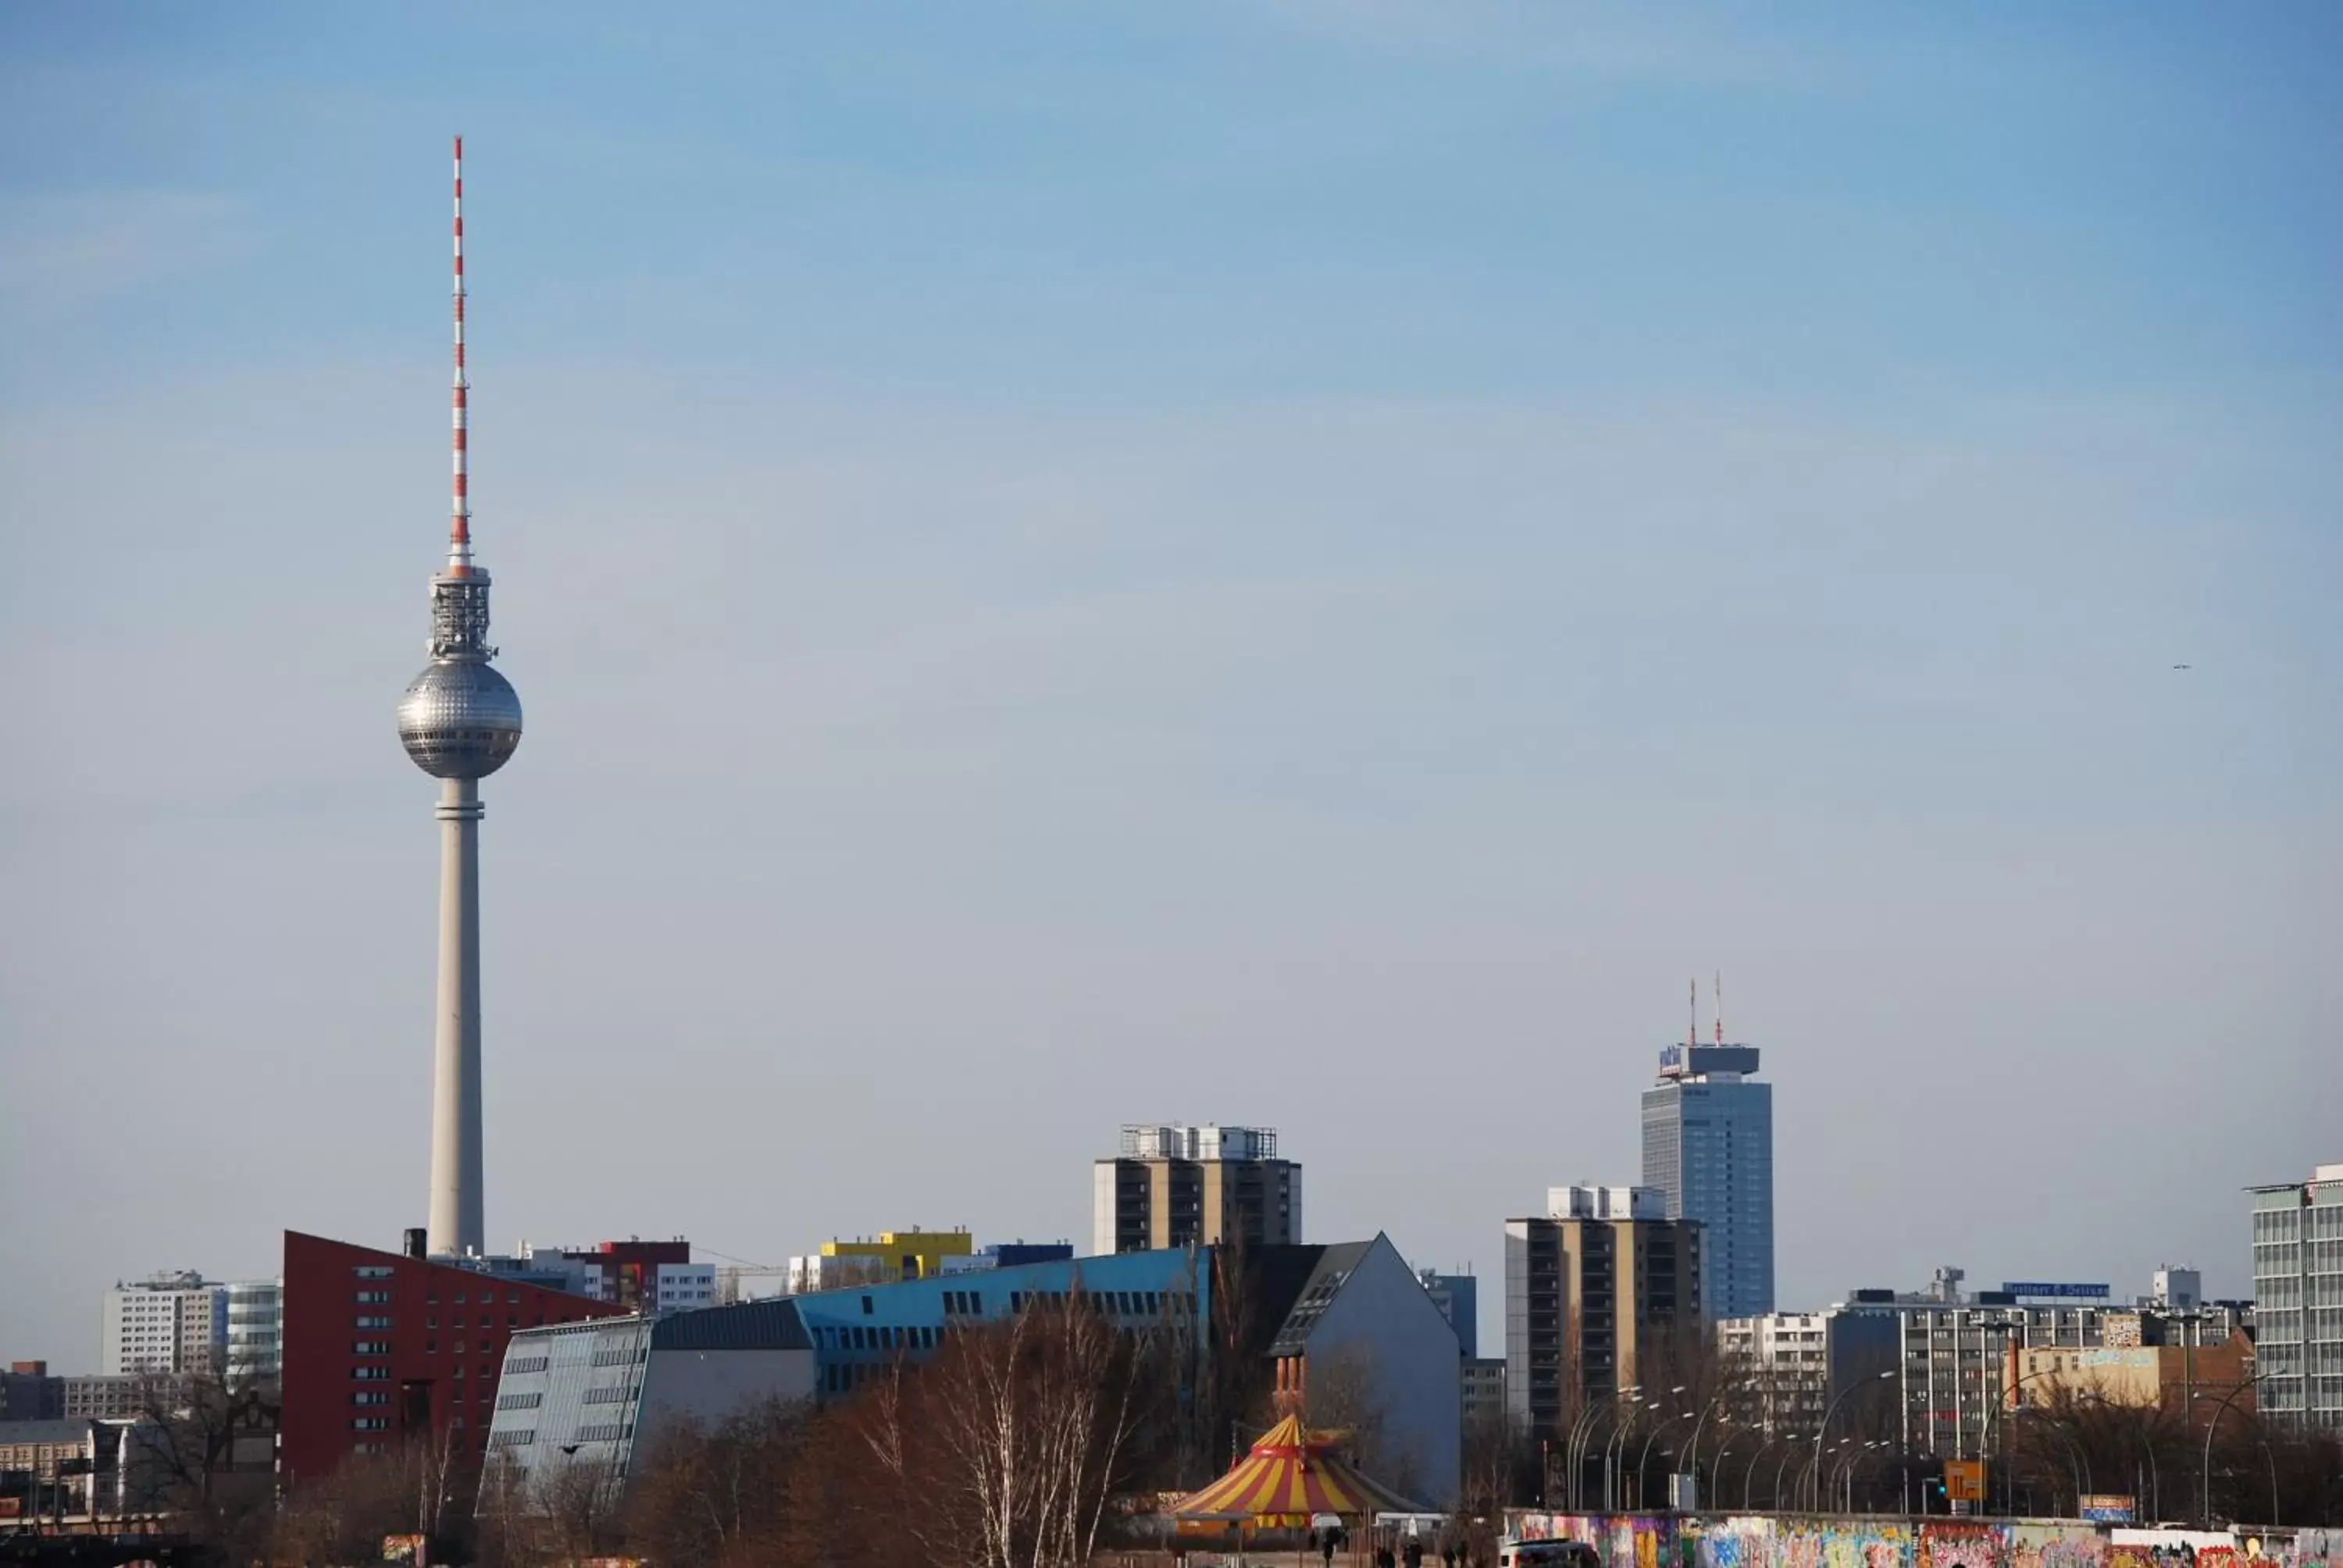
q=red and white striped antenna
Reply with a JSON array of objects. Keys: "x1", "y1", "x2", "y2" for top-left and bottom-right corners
[
  {"x1": 1687, "y1": 976, "x2": 1697, "y2": 1049},
  {"x1": 448, "y1": 134, "x2": 473, "y2": 575},
  {"x1": 1714, "y1": 970, "x2": 1724, "y2": 1044}
]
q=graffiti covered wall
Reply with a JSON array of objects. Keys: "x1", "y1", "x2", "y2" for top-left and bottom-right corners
[{"x1": 1502, "y1": 1515, "x2": 2343, "y2": 1568}]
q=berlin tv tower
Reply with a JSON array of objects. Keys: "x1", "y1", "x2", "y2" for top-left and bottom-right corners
[{"x1": 395, "y1": 137, "x2": 522, "y2": 1257}]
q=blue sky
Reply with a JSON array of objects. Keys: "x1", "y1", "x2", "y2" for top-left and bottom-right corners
[{"x1": 2, "y1": 3, "x2": 2338, "y2": 1363}]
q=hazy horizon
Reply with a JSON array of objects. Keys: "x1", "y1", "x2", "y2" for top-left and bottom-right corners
[{"x1": 3, "y1": 2, "x2": 2338, "y2": 1370}]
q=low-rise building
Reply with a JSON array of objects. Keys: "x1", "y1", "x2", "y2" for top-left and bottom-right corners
[
  {"x1": 786, "y1": 1228, "x2": 978, "y2": 1294},
  {"x1": 1462, "y1": 1357, "x2": 1506, "y2": 1427},
  {"x1": 484, "y1": 1233, "x2": 1464, "y2": 1512},
  {"x1": 1, "y1": 1363, "x2": 63, "y2": 1422},
  {"x1": 2009, "y1": 1335, "x2": 2255, "y2": 1425},
  {"x1": 1714, "y1": 1305, "x2": 1897, "y2": 1438},
  {"x1": 1834, "y1": 1269, "x2": 2116, "y2": 1456},
  {"x1": 0, "y1": 1419, "x2": 103, "y2": 1518}
]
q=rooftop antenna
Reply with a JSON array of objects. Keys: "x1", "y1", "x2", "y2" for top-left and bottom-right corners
[
  {"x1": 1714, "y1": 970, "x2": 1724, "y2": 1044},
  {"x1": 1687, "y1": 976, "x2": 1697, "y2": 1049},
  {"x1": 448, "y1": 134, "x2": 473, "y2": 576}
]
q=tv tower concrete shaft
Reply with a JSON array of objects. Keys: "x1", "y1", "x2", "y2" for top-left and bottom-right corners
[{"x1": 430, "y1": 778, "x2": 487, "y2": 1254}]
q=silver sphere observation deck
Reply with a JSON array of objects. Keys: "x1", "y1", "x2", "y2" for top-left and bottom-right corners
[{"x1": 398, "y1": 567, "x2": 522, "y2": 780}]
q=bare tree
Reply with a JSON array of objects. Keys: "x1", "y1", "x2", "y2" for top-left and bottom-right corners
[
  {"x1": 840, "y1": 1295, "x2": 1153, "y2": 1568},
  {"x1": 1301, "y1": 1342, "x2": 1397, "y2": 1491}
]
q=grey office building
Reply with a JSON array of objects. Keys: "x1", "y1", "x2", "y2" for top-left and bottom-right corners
[
  {"x1": 2251, "y1": 1160, "x2": 2343, "y2": 1429},
  {"x1": 1642, "y1": 1042, "x2": 1774, "y2": 1317}
]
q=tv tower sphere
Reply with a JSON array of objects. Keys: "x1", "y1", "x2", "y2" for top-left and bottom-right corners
[{"x1": 398, "y1": 654, "x2": 522, "y2": 778}]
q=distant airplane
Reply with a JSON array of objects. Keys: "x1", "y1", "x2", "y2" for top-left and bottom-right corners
[{"x1": 2173, "y1": 663, "x2": 2192, "y2": 670}]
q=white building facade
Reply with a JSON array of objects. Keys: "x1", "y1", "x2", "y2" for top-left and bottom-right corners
[{"x1": 100, "y1": 1274, "x2": 226, "y2": 1377}]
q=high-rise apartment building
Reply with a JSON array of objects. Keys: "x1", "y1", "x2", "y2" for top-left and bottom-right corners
[
  {"x1": 2250, "y1": 1160, "x2": 2343, "y2": 1429},
  {"x1": 101, "y1": 1273, "x2": 226, "y2": 1377},
  {"x1": 1093, "y1": 1124, "x2": 1300, "y2": 1255},
  {"x1": 1503, "y1": 1185, "x2": 1703, "y2": 1445},
  {"x1": 1642, "y1": 1037, "x2": 1774, "y2": 1318}
]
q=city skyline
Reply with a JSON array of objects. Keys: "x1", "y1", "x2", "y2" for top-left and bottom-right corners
[{"x1": 3, "y1": 3, "x2": 2338, "y2": 1370}]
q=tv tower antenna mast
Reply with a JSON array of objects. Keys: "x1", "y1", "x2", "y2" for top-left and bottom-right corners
[{"x1": 395, "y1": 136, "x2": 523, "y2": 1257}]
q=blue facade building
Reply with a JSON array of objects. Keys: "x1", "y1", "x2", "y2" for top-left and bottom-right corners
[
  {"x1": 1641, "y1": 1042, "x2": 1774, "y2": 1317},
  {"x1": 790, "y1": 1246, "x2": 1209, "y2": 1398},
  {"x1": 483, "y1": 1235, "x2": 1463, "y2": 1514}
]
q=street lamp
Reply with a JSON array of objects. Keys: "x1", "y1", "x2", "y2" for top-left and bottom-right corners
[
  {"x1": 1635, "y1": 1406, "x2": 1690, "y2": 1512},
  {"x1": 2195, "y1": 1373, "x2": 2270, "y2": 1530},
  {"x1": 1607, "y1": 1392, "x2": 1668, "y2": 1511},
  {"x1": 1567, "y1": 1388, "x2": 1632, "y2": 1512},
  {"x1": 1605, "y1": 1398, "x2": 1650, "y2": 1512},
  {"x1": 1811, "y1": 1371, "x2": 1893, "y2": 1513},
  {"x1": 1685, "y1": 1393, "x2": 1729, "y2": 1511},
  {"x1": 2007, "y1": 1406, "x2": 2089, "y2": 1511}
]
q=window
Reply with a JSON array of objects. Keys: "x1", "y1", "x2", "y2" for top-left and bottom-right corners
[
  {"x1": 353, "y1": 1417, "x2": 390, "y2": 1431},
  {"x1": 497, "y1": 1392, "x2": 543, "y2": 1412},
  {"x1": 489, "y1": 1429, "x2": 534, "y2": 1449},
  {"x1": 353, "y1": 1392, "x2": 390, "y2": 1406},
  {"x1": 353, "y1": 1342, "x2": 390, "y2": 1356},
  {"x1": 355, "y1": 1290, "x2": 391, "y2": 1304},
  {"x1": 355, "y1": 1266, "x2": 396, "y2": 1279},
  {"x1": 353, "y1": 1367, "x2": 390, "y2": 1381},
  {"x1": 861, "y1": 1295, "x2": 874, "y2": 1316},
  {"x1": 355, "y1": 1316, "x2": 394, "y2": 1329}
]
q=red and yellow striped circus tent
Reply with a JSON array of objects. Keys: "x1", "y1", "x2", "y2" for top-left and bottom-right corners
[{"x1": 1170, "y1": 1416, "x2": 1417, "y2": 1527}]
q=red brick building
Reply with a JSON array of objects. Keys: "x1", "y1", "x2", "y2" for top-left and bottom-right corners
[{"x1": 279, "y1": 1231, "x2": 623, "y2": 1489}]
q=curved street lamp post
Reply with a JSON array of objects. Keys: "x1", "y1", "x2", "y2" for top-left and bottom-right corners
[
  {"x1": 1811, "y1": 1371, "x2": 1895, "y2": 1513},
  {"x1": 2196, "y1": 1374, "x2": 2270, "y2": 1531}
]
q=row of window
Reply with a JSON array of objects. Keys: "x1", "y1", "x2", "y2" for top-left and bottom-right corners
[{"x1": 819, "y1": 1324, "x2": 937, "y2": 1353}]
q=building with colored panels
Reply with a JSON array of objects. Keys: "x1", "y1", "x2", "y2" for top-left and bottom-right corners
[
  {"x1": 277, "y1": 1231, "x2": 623, "y2": 1489},
  {"x1": 786, "y1": 1228, "x2": 978, "y2": 1294}
]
